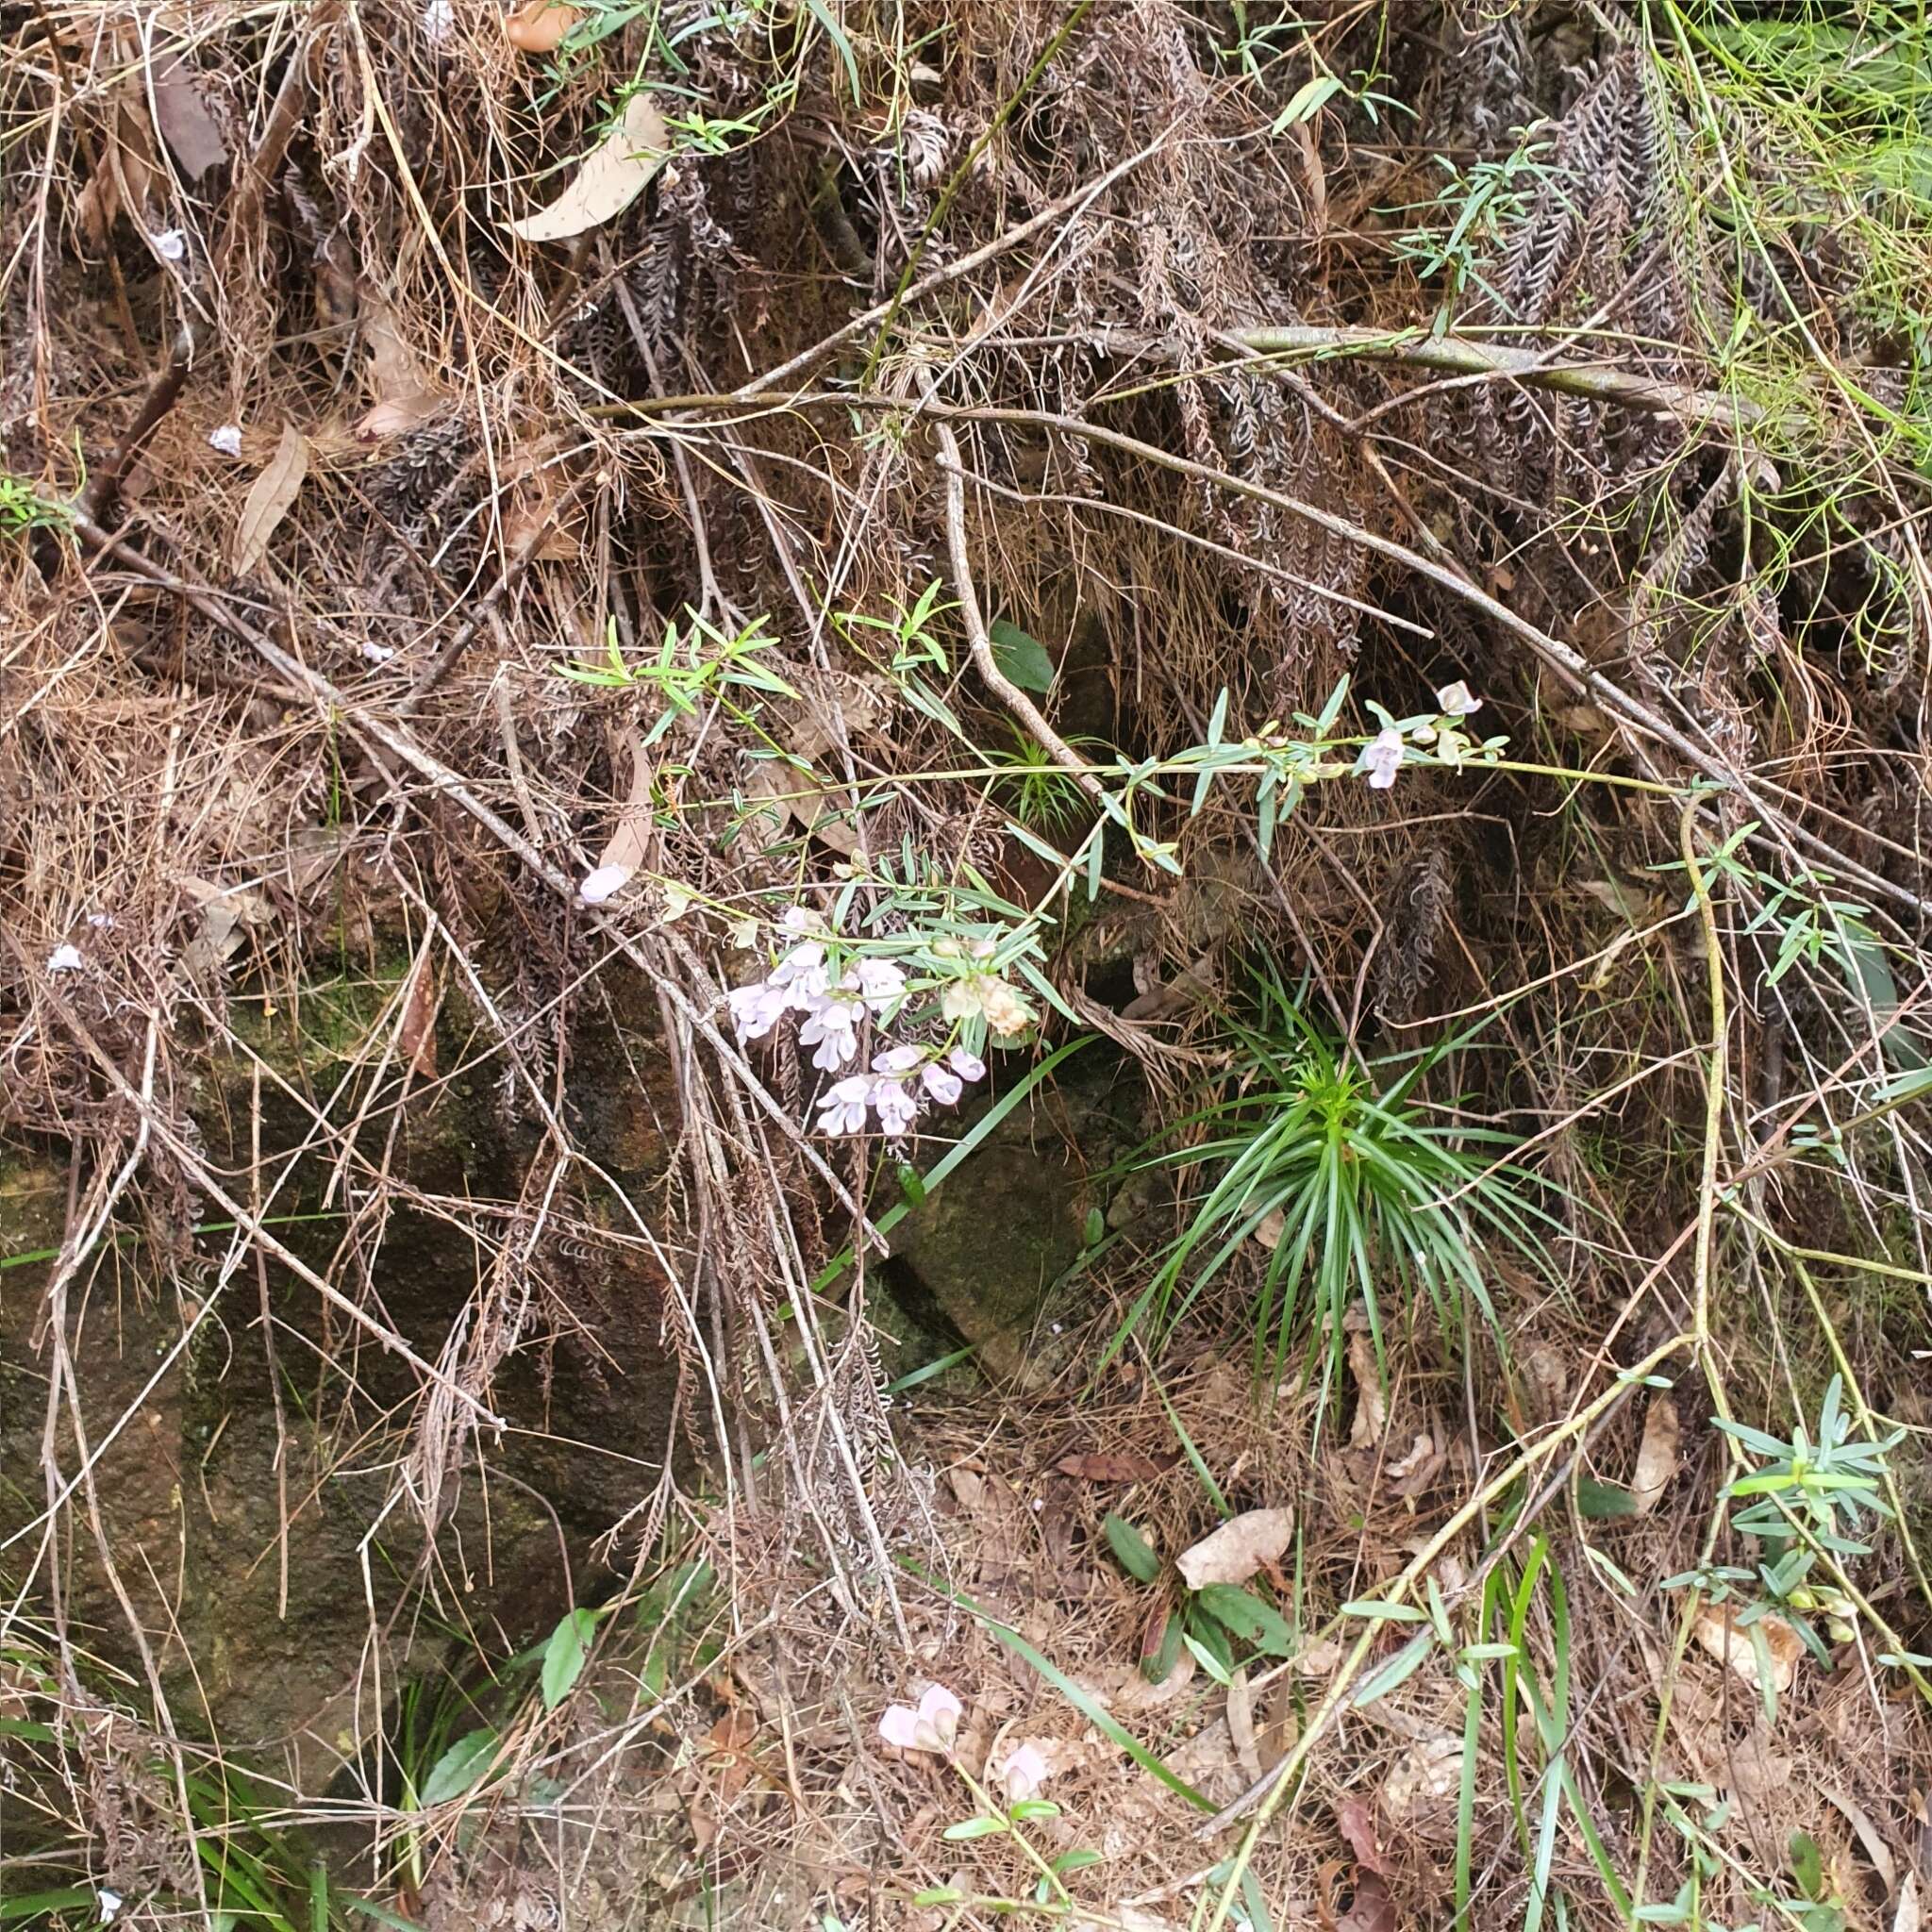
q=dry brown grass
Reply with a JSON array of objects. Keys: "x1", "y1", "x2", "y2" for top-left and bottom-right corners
[{"x1": 4, "y1": 0, "x2": 1931, "y2": 1925}]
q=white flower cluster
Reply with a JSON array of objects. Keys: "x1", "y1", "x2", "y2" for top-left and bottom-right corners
[
  {"x1": 1357, "y1": 680, "x2": 1484, "y2": 791},
  {"x1": 816, "y1": 1042, "x2": 987, "y2": 1138},
  {"x1": 726, "y1": 908, "x2": 993, "y2": 1137}
]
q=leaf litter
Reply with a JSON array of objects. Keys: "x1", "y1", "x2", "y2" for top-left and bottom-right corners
[{"x1": 5, "y1": 5, "x2": 1930, "y2": 1930}]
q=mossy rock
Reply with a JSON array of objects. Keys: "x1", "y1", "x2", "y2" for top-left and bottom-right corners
[{"x1": 886, "y1": 1068, "x2": 1129, "y2": 1383}]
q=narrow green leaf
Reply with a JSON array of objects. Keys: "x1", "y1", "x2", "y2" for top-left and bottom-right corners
[
  {"x1": 420, "y1": 1726, "x2": 499, "y2": 1807},
  {"x1": 1340, "y1": 1598, "x2": 1428, "y2": 1623},
  {"x1": 1009, "y1": 1798, "x2": 1061, "y2": 1822},
  {"x1": 1184, "y1": 1632, "x2": 1234, "y2": 1686},
  {"x1": 0, "y1": 1892, "x2": 95, "y2": 1923},
  {"x1": 1354, "y1": 1630, "x2": 1433, "y2": 1707},
  {"x1": 1105, "y1": 1513, "x2": 1161, "y2": 1584},
  {"x1": 943, "y1": 1815, "x2": 1006, "y2": 1841},
  {"x1": 1273, "y1": 72, "x2": 1344, "y2": 131}
]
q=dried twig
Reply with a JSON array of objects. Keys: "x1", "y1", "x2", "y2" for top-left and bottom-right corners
[{"x1": 933, "y1": 420, "x2": 1104, "y2": 799}]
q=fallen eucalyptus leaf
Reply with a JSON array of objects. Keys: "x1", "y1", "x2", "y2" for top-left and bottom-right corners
[
  {"x1": 583, "y1": 729, "x2": 653, "y2": 899},
  {"x1": 150, "y1": 56, "x2": 229, "y2": 179},
  {"x1": 1175, "y1": 1507, "x2": 1293, "y2": 1591},
  {"x1": 230, "y1": 423, "x2": 308, "y2": 575},
  {"x1": 1629, "y1": 1394, "x2": 1680, "y2": 1516},
  {"x1": 508, "y1": 92, "x2": 670, "y2": 243},
  {"x1": 1693, "y1": 1605, "x2": 1802, "y2": 1698}
]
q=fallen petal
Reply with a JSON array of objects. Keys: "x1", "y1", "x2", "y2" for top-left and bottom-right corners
[
  {"x1": 878, "y1": 1705, "x2": 923, "y2": 1751},
  {"x1": 578, "y1": 862, "x2": 634, "y2": 905}
]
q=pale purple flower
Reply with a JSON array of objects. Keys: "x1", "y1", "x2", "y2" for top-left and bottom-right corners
[
  {"x1": 96, "y1": 1892, "x2": 124, "y2": 1927},
  {"x1": 872, "y1": 1043, "x2": 924, "y2": 1076},
  {"x1": 46, "y1": 944, "x2": 85, "y2": 974},
  {"x1": 1002, "y1": 1741, "x2": 1051, "y2": 1804},
  {"x1": 879, "y1": 1683, "x2": 962, "y2": 1754},
  {"x1": 728, "y1": 978, "x2": 791, "y2": 1042},
  {"x1": 870, "y1": 1078, "x2": 920, "y2": 1136},
  {"x1": 152, "y1": 228, "x2": 187, "y2": 262},
  {"x1": 780, "y1": 905, "x2": 825, "y2": 937},
  {"x1": 799, "y1": 993, "x2": 861, "y2": 1070},
  {"x1": 578, "y1": 862, "x2": 635, "y2": 905},
  {"x1": 921, "y1": 1060, "x2": 962, "y2": 1105},
  {"x1": 947, "y1": 1047, "x2": 986, "y2": 1083},
  {"x1": 208, "y1": 425, "x2": 243, "y2": 458},
  {"x1": 1435, "y1": 680, "x2": 1481, "y2": 719},
  {"x1": 768, "y1": 940, "x2": 825, "y2": 991},
  {"x1": 1359, "y1": 727, "x2": 1405, "y2": 791},
  {"x1": 420, "y1": 0, "x2": 454, "y2": 42},
  {"x1": 816, "y1": 1075, "x2": 873, "y2": 1136},
  {"x1": 848, "y1": 957, "x2": 908, "y2": 1014}
]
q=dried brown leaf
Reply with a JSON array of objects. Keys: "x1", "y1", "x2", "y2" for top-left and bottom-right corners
[
  {"x1": 230, "y1": 423, "x2": 308, "y2": 575},
  {"x1": 508, "y1": 92, "x2": 670, "y2": 244},
  {"x1": 1334, "y1": 1795, "x2": 1387, "y2": 1875},
  {"x1": 150, "y1": 57, "x2": 228, "y2": 179},
  {"x1": 703, "y1": 1708, "x2": 757, "y2": 1804},
  {"x1": 1724, "y1": 1726, "x2": 1791, "y2": 1801},
  {"x1": 1630, "y1": 1394, "x2": 1680, "y2": 1516},
  {"x1": 356, "y1": 300, "x2": 443, "y2": 441},
  {"x1": 1692, "y1": 1606, "x2": 1802, "y2": 1697},
  {"x1": 505, "y1": 0, "x2": 579, "y2": 52},
  {"x1": 1175, "y1": 1508, "x2": 1294, "y2": 1591},
  {"x1": 1055, "y1": 1451, "x2": 1173, "y2": 1483},
  {"x1": 398, "y1": 958, "x2": 440, "y2": 1080},
  {"x1": 1348, "y1": 1328, "x2": 1387, "y2": 1449},
  {"x1": 1227, "y1": 1666, "x2": 1260, "y2": 1783},
  {"x1": 1895, "y1": 1874, "x2": 1921, "y2": 1932},
  {"x1": 1824, "y1": 1788, "x2": 1896, "y2": 1892},
  {"x1": 787, "y1": 768, "x2": 860, "y2": 856},
  {"x1": 1382, "y1": 1734, "x2": 1462, "y2": 1821},
  {"x1": 592, "y1": 731, "x2": 656, "y2": 887},
  {"x1": 1335, "y1": 1872, "x2": 1396, "y2": 1932}
]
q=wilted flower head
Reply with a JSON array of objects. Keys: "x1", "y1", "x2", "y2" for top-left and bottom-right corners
[
  {"x1": 977, "y1": 978, "x2": 1034, "y2": 1039},
  {"x1": 1001, "y1": 1741, "x2": 1051, "y2": 1804},
  {"x1": 879, "y1": 1683, "x2": 962, "y2": 1755},
  {"x1": 1435, "y1": 680, "x2": 1481, "y2": 719},
  {"x1": 1358, "y1": 727, "x2": 1405, "y2": 791}
]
